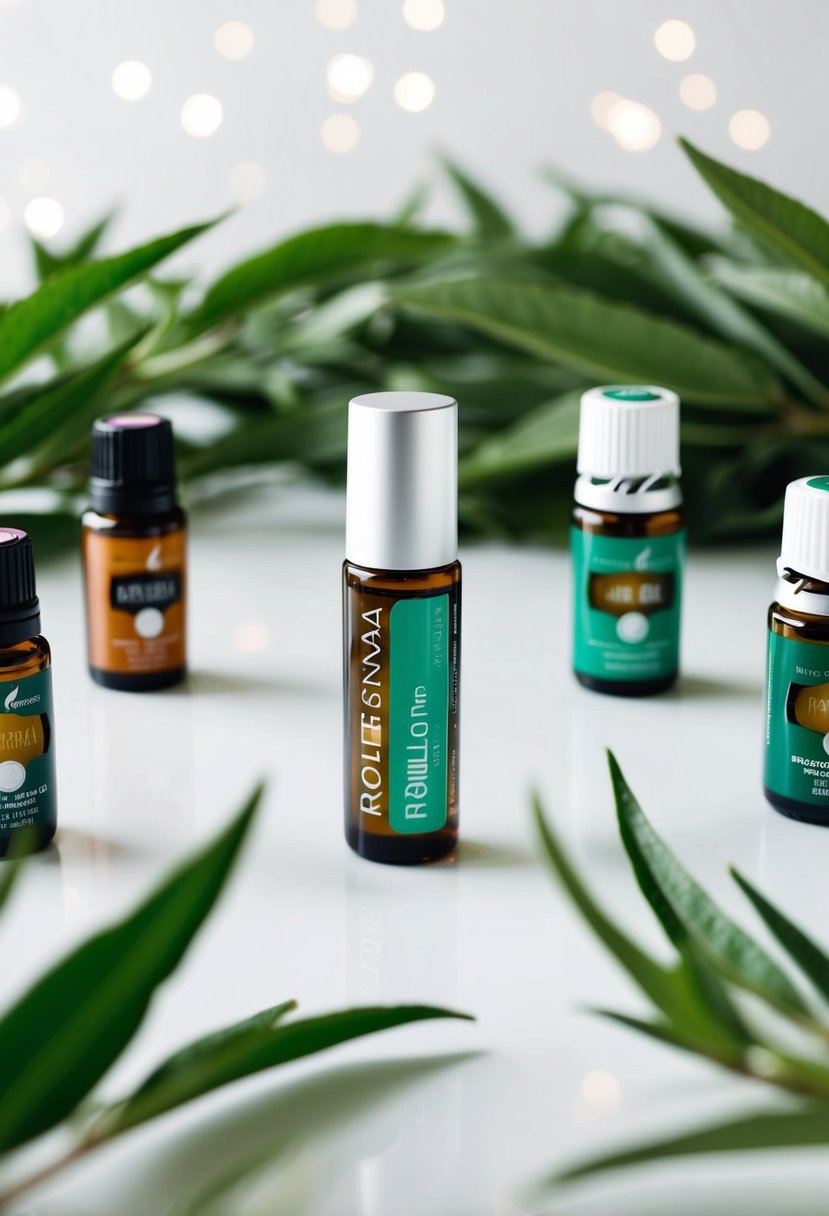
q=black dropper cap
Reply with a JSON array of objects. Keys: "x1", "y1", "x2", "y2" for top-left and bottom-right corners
[
  {"x1": 0, "y1": 529, "x2": 41, "y2": 646},
  {"x1": 90, "y1": 413, "x2": 178, "y2": 515}
]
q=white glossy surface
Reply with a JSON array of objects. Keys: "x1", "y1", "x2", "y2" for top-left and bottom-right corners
[{"x1": 4, "y1": 486, "x2": 829, "y2": 1215}]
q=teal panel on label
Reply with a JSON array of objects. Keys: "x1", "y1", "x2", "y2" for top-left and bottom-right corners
[
  {"x1": 0, "y1": 666, "x2": 57, "y2": 838},
  {"x1": 389, "y1": 595, "x2": 449, "y2": 834},
  {"x1": 571, "y1": 528, "x2": 685, "y2": 681},
  {"x1": 765, "y1": 631, "x2": 829, "y2": 810}
]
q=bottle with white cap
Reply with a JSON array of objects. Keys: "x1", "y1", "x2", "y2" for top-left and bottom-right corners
[
  {"x1": 343, "y1": 391, "x2": 461, "y2": 864},
  {"x1": 765, "y1": 476, "x2": 829, "y2": 822},
  {"x1": 571, "y1": 386, "x2": 685, "y2": 696}
]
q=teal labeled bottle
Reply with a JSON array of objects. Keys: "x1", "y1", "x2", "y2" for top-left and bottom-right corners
[
  {"x1": 765, "y1": 476, "x2": 829, "y2": 824},
  {"x1": 343, "y1": 392, "x2": 461, "y2": 865},
  {"x1": 0, "y1": 528, "x2": 57, "y2": 857},
  {"x1": 571, "y1": 386, "x2": 685, "y2": 697}
]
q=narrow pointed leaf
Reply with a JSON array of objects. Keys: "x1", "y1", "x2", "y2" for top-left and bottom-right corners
[
  {"x1": 32, "y1": 209, "x2": 118, "y2": 282},
  {"x1": 732, "y1": 867, "x2": 829, "y2": 1004},
  {"x1": 0, "y1": 857, "x2": 21, "y2": 914},
  {"x1": 441, "y1": 157, "x2": 515, "y2": 238},
  {"x1": 0, "y1": 784, "x2": 263, "y2": 1153},
  {"x1": 607, "y1": 750, "x2": 808, "y2": 1015},
  {"x1": 397, "y1": 279, "x2": 780, "y2": 406},
  {"x1": 592, "y1": 1007, "x2": 737, "y2": 1064},
  {"x1": 681, "y1": 139, "x2": 829, "y2": 291},
  {"x1": 0, "y1": 219, "x2": 214, "y2": 384},
  {"x1": 107, "y1": 1003, "x2": 471, "y2": 1136},
  {"x1": 707, "y1": 258, "x2": 829, "y2": 339},
  {"x1": 553, "y1": 1106, "x2": 829, "y2": 1184},
  {"x1": 459, "y1": 391, "x2": 580, "y2": 489},
  {"x1": 193, "y1": 223, "x2": 455, "y2": 331}
]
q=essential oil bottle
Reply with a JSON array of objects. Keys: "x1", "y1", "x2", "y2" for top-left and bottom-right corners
[
  {"x1": 343, "y1": 392, "x2": 461, "y2": 865},
  {"x1": 571, "y1": 386, "x2": 685, "y2": 696},
  {"x1": 0, "y1": 529, "x2": 57, "y2": 857},
  {"x1": 764, "y1": 476, "x2": 829, "y2": 824},
  {"x1": 82, "y1": 414, "x2": 187, "y2": 691}
]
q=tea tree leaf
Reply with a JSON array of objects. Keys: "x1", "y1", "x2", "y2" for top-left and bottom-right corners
[
  {"x1": 607, "y1": 751, "x2": 809, "y2": 1016},
  {"x1": 0, "y1": 784, "x2": 263, "y2": 1153},
  {"x1": 32, "y1": 209, "x2": 118, "y2": 282},
  {"x1": 0, "y1": 857, "x2": 21, "y2": 913},
  {"x1": 681, "y1": 139, "x2": 829, "y2": 291},
  {"x1": 106, "y1": 1004, "x2": 472, "y2": 1136},
  {"x1": 458, "y1": 391, "x2": 580, "y2": 488},
  {"x1": 732, "y1": 868, "x2": 829, "y2": 1005},
  {"x1": 441, "y1": 156, "x2": 515, "y2": 239},
  {"x1": 182, "y1": 401, "x2": 347, "y2": 482},
  {"x1": 553, "y1": 1105, "x2": 829, "y2": 1184},
  {"x1": 396, "y1": 279, "x2": 780, "y2": 407},
  {"x1": 0, "y1": 219, "x2": 214, "y2": 384},
  {"x1": 708, "y1": 258, "x2": 829, "y2": 339},
  {"x1": 194, "y1": 223, "x2": 456, "y2": 331}
]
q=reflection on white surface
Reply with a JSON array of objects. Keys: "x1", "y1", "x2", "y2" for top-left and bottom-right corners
[{"x1": 580, "y1": 1068, "x2": 621, "y2": 1109}]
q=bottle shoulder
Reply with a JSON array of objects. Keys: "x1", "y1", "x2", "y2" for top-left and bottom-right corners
[
  {"x1": 82, "y1": 506, "x2": 186, "y2": 537},
  {"x1": 343, "y1": 559, "x2": 461, "y2": 595},
  {"x1": 0, "y1": 635, "x2": 51, "y2": 678},
  {"x1": 572, "y1": 504, "x2": 685, "y2": 538}
]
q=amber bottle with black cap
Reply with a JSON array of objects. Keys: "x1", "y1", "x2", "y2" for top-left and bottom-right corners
[
  {"x1": 82, "y1": 413, "x2": 187, "y2": 691},
  {"x1": 0, "y1": 528, "x2": 57, "y2": 857},
  {"x1": 343, "y1": 391, "x2": 461, "y2": 865}
]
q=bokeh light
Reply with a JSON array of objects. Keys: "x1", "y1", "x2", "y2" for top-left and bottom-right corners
[
  {"x1": 0, "y1": 198, "x2": 9, "y2": 232},
  {"x1": 327, "y1": 53, "x2": 374, "y2": 102},
  {"x1": 180, "y1": 93, "x2": 223, "y2": 138},
  {"x1": 214, "y1": 21, "x2": 255, "y2": 61},
  {"x1": 24, "y1": 197, "x2": 65, "y2": 239},
  {"x1": 321, "y1": 113, "x2": 360, "y2": 152},
  {"x1": 229, "y1": 161, "x2": 267, "y2": 202},
  {"x1": 590, "y1": 91, "x2": 622, "y2": 131},
  {"x1": 679, "y1": 73, "x2": 716, "y2": 110},
  {"x1": 316, "y1": 0, "x2": 357, "y2": 30},
  {"x1": 233, "y1": 621, "x2": 271, "y2": 652},
  {"x1": 607, "y1": 99, "x2": 661, "y2": 151},
  {"x1": 580, "y1": 1070, "x2": 621, "y2": 1109},
  {"x1": 654, "y1": 19, "x2": 695, "y2": 61},
  {"x1": 403, "y1": 0, "x2": 445, "y2": 31},
  {"x1": 729, "y1": 109, "x2": 770, "y2": 150},
  {"x1": 111, "y1": 61, "x2": 153, "y2": 101},
  {"x1": 18, "y1": 158, "x2": 49, "y2": 191},
  {"x1": 394, "y1": 71, "x2": 435, "y2": 112},
  {"x1": 0, "y1": 85, "x2": 22, "y2": 129}
]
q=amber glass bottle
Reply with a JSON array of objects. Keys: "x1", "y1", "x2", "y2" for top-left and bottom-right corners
[
  {"x1": 343, "y1": 392, "x2": 461, "y2": 865},
  {"x1": 765, "y1": 476, "x2": 829, "y2": 824},
  {"x1": 82, "y1": 414, "x2": 187, "y2": 691},
  {"x1": 0, "y1": 528, "x2": 57, "y2": 857},
  {"x1": 571, "y1": 386, "x2": 685, "y2": 697}
]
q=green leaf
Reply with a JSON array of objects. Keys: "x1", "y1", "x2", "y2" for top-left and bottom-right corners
[
  {"x1": 459, "y1": 391, "x2": 580, "y2": 488},
  {"x1": 182, "y1": 401, "x2": 347, "y2": 482},
  {"x1": 607, "y1": 750, "x2": 809, "y2": 1016},
  {"x1": 0, "y1": 219, "x2": 214, "y2": 385},
  {"x1": 532, "y1": 796, "x2": 739, "y2": 1046},
  {"x1": 680, "y1": 139, "x2": 829, "y2": 292},
  {"x1": 441, "y1": 156, "x2": 515, "y2": 239},
  {"x1": 0, "y1": 856, "x2": 21, "y2": 912},
  {"x1": 193, "y1": 223, "x2": 456, "y2": 331},
  {"x1": 553, "y1": 1105, "x2": 829, "y2": 1184},
  {"x1": 106, "y1": 1003, "x2": 471, "y2": 1136},
  {"x1": 32, "y1": 210, "x2": 118, "y2": 282},
  {"x1": 0, "y1": 333, "x2": 143, "y2": 476},
  {"x1": 396, "y1": 278, "x2": 780, "y2": 407},
  {"x1": 640, "y1": 217, "x2": 829, "y2": 407},
  {"x1": 732, "y1": 867, "x2": 829, "y2": 1005},
  {"x1": 707, "y1": 258, "x2": 829, "y2": 339},
  {"x1": 0, "y1": 784, "x2": 263, "y2": 1153}
]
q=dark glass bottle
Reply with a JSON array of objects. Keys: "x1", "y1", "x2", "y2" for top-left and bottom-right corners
[
  {"x1": 82, "y1": 413, "x2": 187, "y2": 691},
  {"x1": 765, "y1": 476, "x2": 829, "y2": 824},
  {"x1": 343, "y1": 392, "x2": 461, "y2": 865},
  {"x1": 0, "y1": 529, "x2": 57, "y2": 857},
  {"x1": 571, "y1": 386, "x2": 685, "y2": 698}
]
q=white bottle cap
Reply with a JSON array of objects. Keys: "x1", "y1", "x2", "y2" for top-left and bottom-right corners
[
  {"x1": 778, "y1": 476, "x2": 829, "y2": 581},
  {"x1": 345, "y1": 391, "x2": 458, "y2": 571},
  {"x1": 577, "y1": 385, "x2": 681, "y2": 478}
]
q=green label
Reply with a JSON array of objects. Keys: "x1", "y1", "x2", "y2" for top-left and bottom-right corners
[
  {"x1": 571, "y1": 528, "x2": 685, "y2": 681},
  {"x1": 765, "y1": 631, "x2": 829, "y2": 809},
  {"x1": 0, "y1": 667, "x2": 56, "y2": 838},
  {"x1": 389, "y1": 595, "x2": 449, "y2": 834}
]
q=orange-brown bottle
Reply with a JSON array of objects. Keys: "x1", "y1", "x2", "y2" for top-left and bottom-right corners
[{"x1": 82, "y1": 414, "x2": 187, "y2": 691}]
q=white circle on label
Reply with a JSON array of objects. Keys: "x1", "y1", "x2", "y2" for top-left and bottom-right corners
[
  {"x1": 135, "y1": 608, "x2": 164, "y2": 639},
  {"x1": 617, "y1": 612, "x2": 649, "y2": 644},
  {"x1": 822, "y1": 734, "x2": 829, "y2": 757},
  {"x1": 0, "y1": 760, "x2": 26, "y2": 792}
]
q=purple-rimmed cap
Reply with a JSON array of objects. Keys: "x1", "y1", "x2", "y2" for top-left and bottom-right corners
[
  {"x1": 90, "y1": 412, "x2": 177, "y2": 514},
  {"x1": 0, "y1": 528, "x2": 40, "y2": 645}
]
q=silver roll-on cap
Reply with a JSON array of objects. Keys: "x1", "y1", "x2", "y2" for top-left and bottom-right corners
[{"x1": 345, "y1": 391, "x2": 458, "y2": 571}]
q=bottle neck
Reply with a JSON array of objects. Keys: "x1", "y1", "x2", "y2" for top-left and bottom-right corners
[
  {"x1": 574, "y1": 473, "x2": 682, "y2": 515},
  {"x1": 90, "y1": 482, "x2": 177, "y2": 515},
  {"x1": 775, "y1": 569, "x2": 829, "y2": 616}
]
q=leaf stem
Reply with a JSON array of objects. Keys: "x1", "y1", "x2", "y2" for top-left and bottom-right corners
[{"x1": 0, "y1": 1132, "x2": 103, "y2": 1210}]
